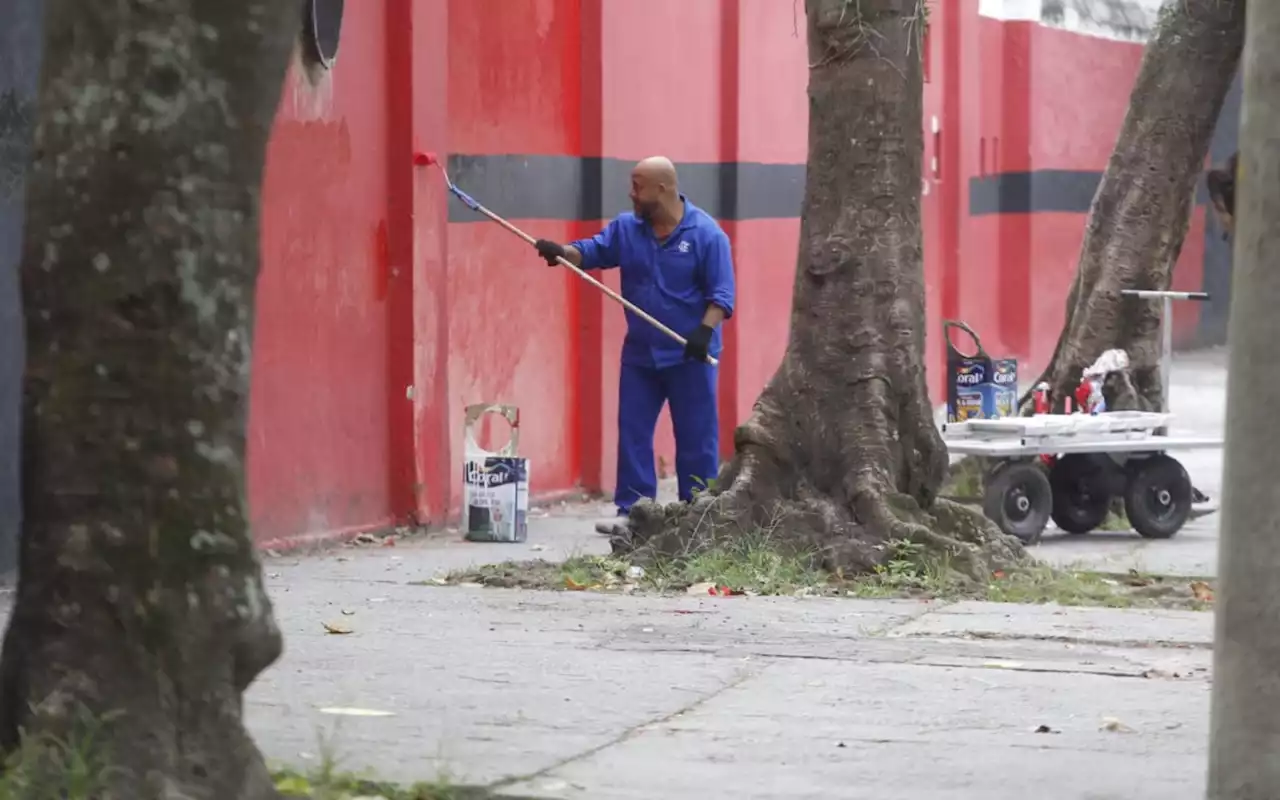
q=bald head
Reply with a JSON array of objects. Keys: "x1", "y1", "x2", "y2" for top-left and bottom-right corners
[
  {"x1": 629, "y1": 156, "x2": 680, "y2": 224},
  {"x1": 634, "y1": 156, "x2": 678, "y2": 186}
]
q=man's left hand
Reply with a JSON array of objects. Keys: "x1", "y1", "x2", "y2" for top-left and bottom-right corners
[{"x1": 683, "y1": 324, "x2": 714, "y2": 362}]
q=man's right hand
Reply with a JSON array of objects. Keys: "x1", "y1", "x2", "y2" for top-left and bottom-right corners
[{"x1": 534, "y1": 239, "x2": 566, "y2": 266}]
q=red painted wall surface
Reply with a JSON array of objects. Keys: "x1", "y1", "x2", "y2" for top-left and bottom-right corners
[{"x1": 244, "y1": 0, "x2": 1224, "y2": 546}]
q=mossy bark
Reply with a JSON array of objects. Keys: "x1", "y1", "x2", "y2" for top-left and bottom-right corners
[
  {"x1": 0, "y1": 1, "x2": 300, "y2": 797},
  {"x1": 1030, "y1": 0, "x2": 1245, "y2": 412},
  {"x1": 612, "y1": 0, "x2": 1028, "y2": 582}
]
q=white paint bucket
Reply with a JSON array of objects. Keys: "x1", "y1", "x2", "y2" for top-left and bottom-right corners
[{"x1": 461, "y1": 404, "x2": 529, "y2": 543}]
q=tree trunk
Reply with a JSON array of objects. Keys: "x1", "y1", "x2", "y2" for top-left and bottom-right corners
[
  {"x1": 614, "y1": 0, "x2": 1026, "y2": 580},
  {"x1": 1207, "y1": 3, "x2": 1280, "y2": 793},
  {"x1": 1032, "y1": 0, "x2": 1245, "y2": 412},
  {"x1": 0, "y1": 1, "x2": 299, "y2": 797}
]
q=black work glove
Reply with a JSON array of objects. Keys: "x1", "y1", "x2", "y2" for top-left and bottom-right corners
[
  {"x1": 534, "y1": 239, "x2": 566, "y2": 266},
  {"x1": 683, "y1": 324, "x2": 714, "y2": 362}
]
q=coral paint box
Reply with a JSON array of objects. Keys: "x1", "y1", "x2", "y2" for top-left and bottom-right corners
[{"x1": 943, "y1": 321, "x2": 1018, "y2": 422}]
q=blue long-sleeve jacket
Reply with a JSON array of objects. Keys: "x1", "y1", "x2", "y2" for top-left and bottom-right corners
[{"x1": 570, "y1": 196, "x2": 736, "y2": 369}]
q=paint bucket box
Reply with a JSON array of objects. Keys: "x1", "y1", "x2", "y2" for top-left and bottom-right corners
[
  {"x1": 943, "y1": 321, "x2": 1018, "y2": 422},
  {"x1": 461, "y1": 404, "x2": 529, "y2": 543}
]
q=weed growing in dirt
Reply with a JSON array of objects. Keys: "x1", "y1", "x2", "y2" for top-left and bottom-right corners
[{"x1": 436, "y1": 530, "x2": 1213, "y2": 610}]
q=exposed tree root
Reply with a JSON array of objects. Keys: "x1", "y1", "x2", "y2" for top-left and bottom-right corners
[{"x1": 611, "y1": 460, "x2": 1029, "y2": 585}]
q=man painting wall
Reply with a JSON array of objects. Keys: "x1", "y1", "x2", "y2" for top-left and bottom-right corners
[{"x1": 533, "y1": 156, "x2": 736, "y2": 535}]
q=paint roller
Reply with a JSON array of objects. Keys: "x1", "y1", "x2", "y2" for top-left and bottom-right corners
[{"x1": 414, "y1": 151, "x2": 719, "y2": 366}]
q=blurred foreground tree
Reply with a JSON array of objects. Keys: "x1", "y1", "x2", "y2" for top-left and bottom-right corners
[
  {"x1": 1207, "y1": 1, "x2": 1280, "y2": 795},
  {"x1": 0, "y1": 1, "x2": 299, "y2": 796}
]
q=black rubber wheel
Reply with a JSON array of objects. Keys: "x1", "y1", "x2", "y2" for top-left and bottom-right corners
[
  {"x1": 983, "y1": 461, "x2": 1052, "y2": 544},
  {"x1": 1049, "y1": 454, "x2": 1113, "y2": 534},
  {"x1": 1123, "y1": 454, "x2": 1192, "y2": 539}
]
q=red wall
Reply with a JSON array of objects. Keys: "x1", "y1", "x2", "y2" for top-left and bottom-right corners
[{"x1": 244, "y1": 0, "x2": 1223, "y2": 547}]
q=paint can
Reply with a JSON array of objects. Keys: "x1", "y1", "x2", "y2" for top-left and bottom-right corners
[
  {"x1": 942, "y1": 320, "x2": 1018, "y2": 421},
  {"x1": 461, "y1": 404, "x2": 529, "y2": 543}
]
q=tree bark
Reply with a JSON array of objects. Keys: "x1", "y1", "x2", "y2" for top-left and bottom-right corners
[
  {"x1": 614, "y1": 0, "x2": 1026, "y2": 580},
  {"x1": 1207, "y1": 3, "x2": 1280, "y2": 794},
  {"x1": 0, "y1": 1, "x2": 299, "y2": 797},
  {"x1": 1032, "y1": 0, "x2": 1245, "y2": 412}
]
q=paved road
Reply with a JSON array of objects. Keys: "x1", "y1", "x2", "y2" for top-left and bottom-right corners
[{"x1": 251, "y1": 543, "x2": 1214, "y2": 799}]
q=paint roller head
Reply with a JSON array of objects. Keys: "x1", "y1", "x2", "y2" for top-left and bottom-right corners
[{"x1": 413, "y1": 151, "x2": 438, "y2": 167}]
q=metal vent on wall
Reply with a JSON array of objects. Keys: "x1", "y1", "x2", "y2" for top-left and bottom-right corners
[{"x1": 303, "y1": 0, "x2": 344, "y2": 69}]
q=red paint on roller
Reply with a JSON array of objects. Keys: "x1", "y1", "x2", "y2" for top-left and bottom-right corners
[{"x1": 413, "y1": 150, "x2": 438, "y2": 166}]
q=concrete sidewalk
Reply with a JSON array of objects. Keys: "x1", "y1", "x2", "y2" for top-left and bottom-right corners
[
  {"x1": 249, "y1": 529, "x2": 1215, "y2": 799},
  {"x1": 243, "y1": 347, "x2": 1228, "y2": 798}
]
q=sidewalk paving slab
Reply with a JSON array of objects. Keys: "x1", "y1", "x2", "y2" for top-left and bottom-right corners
[{"x1": 248, "y1": 571, "x2": 1214, "y2": 800}]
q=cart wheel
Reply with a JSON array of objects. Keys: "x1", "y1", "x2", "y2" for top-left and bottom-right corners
[
  {"x1": 1049, "y1": 454, "x2": 1113, "y2": 534},
  {"x1": 1123, "y1": 454, "x2": 1192, "y2": 539},
  {"x1": 983, "y1": 461, "x2": 1052, "y2": 544}
]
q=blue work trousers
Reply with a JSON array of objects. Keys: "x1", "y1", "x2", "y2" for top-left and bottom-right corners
[{"x1": 614, "y1": 360, "x2": 719, "y2": 513}]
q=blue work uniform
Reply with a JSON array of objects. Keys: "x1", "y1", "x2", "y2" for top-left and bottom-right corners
[{"x1": 570, "y1": 195, "x2": 736, "y2": 513}]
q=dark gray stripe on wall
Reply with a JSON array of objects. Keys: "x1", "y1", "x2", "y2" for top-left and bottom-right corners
[
  {"x1": 968, "y1": 170, "x2": 1104, "y2": 215},
  {"x1": 445, "y1": 154, "x2": 806, "y2": 222},
  {"x1": 446, "y1": 156, "x2": 1205, "y2": 221},
  {"x1": 970, "y1": 168, "x2": 1217, "y2": 216}
]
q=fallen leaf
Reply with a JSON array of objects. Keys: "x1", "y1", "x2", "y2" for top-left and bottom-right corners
[
  {"x1": 565, "y1": 577, "x2": 587, "y2": 591},
  {"x1": 323, "y1": 622, "x2": 353, "y2": 635},
  {"x1": 1034, "y1": 724, "x2": 1056, "y2": 734},
  {"x1": 340, "y1": 609, "x2": 356, "y2": 616},
  {"x1": 531, "y1": 544, "x2": 547, "y2": 552},
  {"x1": 1101, "y1": 716, "x2": 1134, "y2": 733},
  {"x1": 1190, "y1": 581, "x2": 1214, "y2": 602}
]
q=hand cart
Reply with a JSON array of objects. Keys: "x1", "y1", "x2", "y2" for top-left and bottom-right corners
[{"x1": 943, "y1": 412, "x2": 1222, "y2": 544}]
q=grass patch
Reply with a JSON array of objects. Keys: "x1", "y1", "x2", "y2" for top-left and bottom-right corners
[
  {"x1": 939, "y1": 457, "x2": 987, "y2": 501},
  {"x1": 272, "y1": 766, "x2": 503, "y2": 799},
  {"x1": 0, "y1": 707, "x2": 122, "y2": 800},
  {"x1": 270, "y1": 734, "x2": 530, "y2": 799},
  {"x1": 437, "y1": 533, "x2": 1214, "y2": 610},
  {"x1": 1095, "y1": 510, "x2": 1131, "y2": 532}
]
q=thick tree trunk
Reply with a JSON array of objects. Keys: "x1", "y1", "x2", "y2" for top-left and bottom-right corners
[
  {"x1": 1033, "y1": 0, "x2": 1245, "y2": 412},
  {"x1": 615, "y1": 0, "x2": 1026, "y2": 579},
  {"x1": 0, "y1": 1, "x2": 299, "y2": 797},
  {"x1": 1207, "y1": 3, "x2": 1280, "y2": 793}
]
